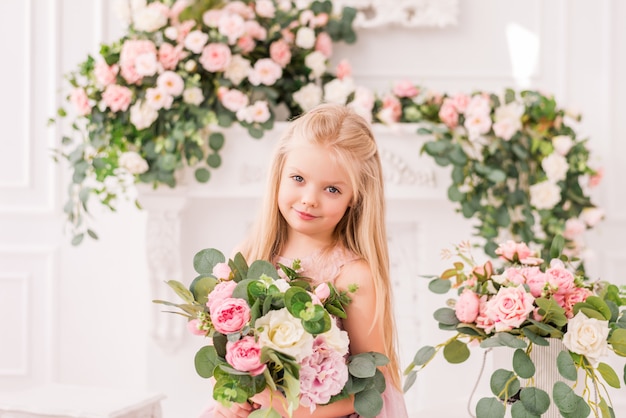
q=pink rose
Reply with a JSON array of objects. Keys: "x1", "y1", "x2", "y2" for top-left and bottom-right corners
[
  {"x1": 378, "y1": 95, "x2": 402, "y2": 124},
  {"x1": 158, "y1": 43, "x2": 184, "y2": 70},
  {"x1": 314, "y1": 32, "x2": 333, "y2": 58},
  {"x1": 299, "y1": 336, "x2": 349, "y2": 408},
  {"x1": 225, "y1": 336, "x2": 266, "y2": 375},
  {"x1": 451, "y1": 93, "x2": 471, "y2": 113},
  {"x1": 69, "y1": 88, "x2": 91, "y2": 116},
  {"x1": 475, "y1": 296, "x2": 495, "y2": 334},
  {"x1": 561, "y1": 287, "x2": 593, "y2": 318},
  {"x1": 438, "y1": 99, "x2": 459, "y2": 129},
  {"x1": 495, "y1": 240, "x2": 533, "y2": 263},
  {"x1": 237, "y1": 35, "x2": 256, "y2": 54},
  {"x1": 212, "y1": 262, "x2": 233, "y2": 280},
  {"x1": 157, "y1": 71, "x2": 184, "y2": 97},
  {"x1": 248, "y1": 58, "x2": 282, "y2": 86},
  {"x1": 588, "y1": 167, "x2": 604, "y2": 187},
  {"x1": 187, "y1": 318, "x2": 206, "y2": 336},
  {"x1": 455, "y1": 289, "x2": 480, "y2": 323},
  {"x1": 392, "y1": 80, "x2": 419, "y2": 98},
  {"x1": 94, "y1": 61, "x2": 118, "y2": 86},
  {"x1": 210, "y1": 297, "x2": 250, "y2": 334},
  {"x1": 244, "y1": 21, "x2": 267, "y2": 41},
  {"x1": 335, "y1": 59, "x2": 352, "y2": 80},
  {"x1": 218, "y1": 13, "x2": 246, "y2": 44},
  {"x1": 503, "y1": 267, "x2": 525, "y2": 285},
  {"x1": 270, "y1": 39, "x2": 292, "y2": 68},
  {"x1": 545, "y1": 259, "x2": 575, "y2": 295},
  {"x1": 199, "y1": 43, "x2": 232, "y2": 72},
  {"x1": 314, "y1": 283, "x2": 330, "y2": 301},
  {"x1": 484, "y1": 286, "x2": 534, "y2": 332},
  {"x1": 119, "y1": 39, "x2": 157, "y2": 84},
  {"x1": 102, "y1": 84, "x2": 133, "y2": 112},
  {"x1": 207, "y1": 280, "x2": 238, "y2": 312},
  {"x1": 522, "y1": 266, "x2": 548, "y2": 297}
]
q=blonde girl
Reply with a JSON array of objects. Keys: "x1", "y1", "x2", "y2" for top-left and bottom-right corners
[{"x1": 212, "y1": 103, "x2": 408, "y2": 418}]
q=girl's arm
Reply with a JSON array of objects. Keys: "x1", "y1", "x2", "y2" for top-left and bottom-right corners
[{"x1": 251, "y1": 259, "x2": 385, "y2": 417}]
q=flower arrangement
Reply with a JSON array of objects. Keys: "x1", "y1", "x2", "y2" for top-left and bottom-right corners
[
  {"x1": 402, "y1": 87, "x2": 605, "y2": 266},
  {"x1": 403, "y1": 238, "x2": 626, "y2": 417},
  {"x1": 53, "y1": 0, "x2": 357, "y2": 245},
  {"x1": 153, "y1": 247, "x2": 388, "y2": 417}
]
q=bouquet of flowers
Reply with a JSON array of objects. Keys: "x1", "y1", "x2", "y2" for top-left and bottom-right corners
[
  {"x1": 404, "y1": 238, "x2": 626, "y2": 418},
  {"x1": 154, "y1": 248, "x2": 388, "y2": 417},
  {"x1": 54, "y1": 0, "x2": 357, "y2": 245}
]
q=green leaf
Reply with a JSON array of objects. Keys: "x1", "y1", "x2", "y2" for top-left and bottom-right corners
[
  {"x1": 165, "y1": 280, "x2": 195, "y2": 304},
  {"x1": 556, "y1": 350, "x2": 578, "y2": 381},
  {"x1": 581, "y1": 295, "x2": 612, "y2": 320},
  {"x1": 442, "y1": 340, "x2": 470, "y2": 364},
  {"x1": 428, "y1": 278, "x2": 451, "y2": 294},
  {"x1": 522, "y1": 328, "x2": 549, "y2": 346},
  {"x1": 490, "y1": 369, "x2": 520, "y2": 401},
  {"x1": 608, "y1": 328, "x2": 626, "y2": 356},
  {"x1": 354, "y1": 388, "x2": 383, "y2": 418},
  {"x1": 513, "y1": 349, "x2": 535, "y2": 379},
  {"x1": 208, "y1": 132, "x2": 225, "y2": 150},
  {"x1": 413, "y1": 346, "x2": 436, "y2": 366},
  {"x1": 597, "y1": 362, "x2": 621, "y2": 388},
  {"x1": 475, "y1": 397, "x2": 506, "y2": 418},
  {"x1": 190, "y1": 275, "x2": 218, "y2": 305},
  {"x1": 486, "y1": 168, "x2": 507, "y2": 183},
  {"x1": 402, "y1": 370, "x2": 417, "y2": 393},
  {"x1": 194, "y1": 345, "x2": 219, "y2": 378},
  {"x1": 207, "y1": 153, "x2": 222, "y2": 168},
  {"x1": 247, "y1": 260, "x2": 280, "y2": 281},
  {"x1": 249, "y1": 408, "x2": 282, "y2": 418},
  {"x1": 510, "y1": 400, "x2": 541, "y2": 418},
  {"x1": 348, "y1": 355, "x2": 377, "y2": 378},
  {"x1": 193, "y1": 248, "x2": 225, "y2": 275},
  {"x1": 434, "y1": 307, "x2": 459, "y2": 326},
  {"x1": 519, "y1": 387, "x2": 550, "y2": 416},
  {"x1": 194, "y1": 167, "x2": 211, "y2": 183},
  {"x1": 447, "y1": 185, "x2": 464, "y2": 202},
  {"x1": 549, "y1": 234, "x2": 565, "y2": 259},
  {"x1": 552, "y1": 381, "x2": 585, "y2": 414}
]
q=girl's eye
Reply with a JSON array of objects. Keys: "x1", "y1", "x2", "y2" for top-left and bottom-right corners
[
  {"x1": 292, "y1": 175, "x2": 304, "y2": 183},
  {"x1": 327, "y1": 186, "x2": 340, "y2": 194}
]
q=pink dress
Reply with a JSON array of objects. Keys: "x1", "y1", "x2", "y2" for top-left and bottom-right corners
[
  {"x1": 199, "y1": 246, "x2": 409, "y2": 418},
  {"x1": 275, "y1": 247, "x2": 409, "y2": 418}
]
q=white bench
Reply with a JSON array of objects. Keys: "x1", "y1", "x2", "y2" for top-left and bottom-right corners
[{"x1": 0, "y1": 384, "x2": 164, "y2": 418}]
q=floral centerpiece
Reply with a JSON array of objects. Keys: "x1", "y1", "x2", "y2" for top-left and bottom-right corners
[
  {"x1": 153, "y1": 247, "x2": 388, "y2": 417},
  {"x1": 53, "y1": 0, "x2": 357, "y2": 245},
  {"x1": 404, "y1": 238, "x2": 626, "y2": 417},
  {"x1": 386, "y1": 86, "x2": 605, "y2": 266}
]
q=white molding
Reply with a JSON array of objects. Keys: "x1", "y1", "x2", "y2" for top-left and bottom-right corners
[
  {"x1": 0, "y1": 273, "x2": 30, "y2": 376},
  {"x1": 333, "y1": 0, "x2": 459, "y2": 28}
]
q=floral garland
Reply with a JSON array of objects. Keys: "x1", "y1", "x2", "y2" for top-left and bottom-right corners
[{"x1": 54, "y1": 0, "x2": 603, "y2": 270}]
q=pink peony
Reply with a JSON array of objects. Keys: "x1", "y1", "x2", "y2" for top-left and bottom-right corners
[
  {"x1": 119, "y1": 39, "x2": 157, "y2": 84},
  {"x1": 522, "y1": 266, "x2": 548, "y2": 297},
  {"x1": 212, "y1": 262, "x2": 233, "y2": 280},
  {"x1": 187, "y1": 318, "x2": 206, "y2": 336},
  {"x1": 314, "y1": 32, "x2": 333, "y2": 58},
  {"x1": 158, "y1": 43, "x2": 184, "y2": 71},
  {"x1": 207, "y1": 280, "x2": 238, "y2": 312},
  {"x1": 475, "y1": 296, "x2": 495, "y2": 334},
  {"x1": 484, "y1": 286, "x2": 534, "y2": 332},
  {"x1": 94, "y1": 61, "x2": 118, "y2": 86},
  {"x1": 495, "y1": 240, "x2": 533, "y2": 263},
  {"x1": 299, "y1": 336, "x2": 349, "y2": 409},
  {"x1": 392, "y1": 80, "x2": 419, "y2": 98},
  {"x1": 438, "y1": 99, "x2": 458, "y2": 129},
  {"x1": 455, "y1": 289, "x2": 480, "y2": 323},
  {"x1": 545, "y1": 259, "x2": 575, "y2": 295},
  {"x1": 210, "y1": 297, "x2": 250, "y2": 334},
  {"x1": 451, "y1": 93, "x2": 471, "y2": 113},
  {"x1": 269, "y1": 39, "x2": 292, "y2": 68},
  {"x1": 561, "y1": 287, "x2": 593, "y2": 318},
  {"x1": 225, "y1": 336, "x2": 266, "y2": 375},
  {"x1": 69, "y1": 88, "x2": 91, "y2": 116},
  {"x1": 102, "y1": 84, "x2": 133, "y2": 112},
  {"x1": 503, "y1": 267, "x2": 525, "y2": 285},
  {"x1": 199, "y1": 43, "x2": 232, "y2": 72}
]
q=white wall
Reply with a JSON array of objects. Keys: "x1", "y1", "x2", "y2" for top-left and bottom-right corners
[{"x1": 1, "y1": 1, "x2": 624, "y2": 417}]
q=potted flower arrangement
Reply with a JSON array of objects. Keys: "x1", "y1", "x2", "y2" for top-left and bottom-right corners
[
  {"x1": 154, "y1": 247, "x2": 388, "y2": 417},
  {"x1": 404, "y1": 237, "x2": 626, "y2": 417},
  {"x1": 53, "y1": 0, "x2": 357, "y2": 245}
]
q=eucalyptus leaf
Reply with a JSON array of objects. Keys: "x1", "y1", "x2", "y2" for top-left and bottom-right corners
[
  {"x1": 475, "y1": 397, "x2": 506, "y2": 418},
  {"x1": 490, "y1": 369, "x2": 520, "y2": 401},
  {"x1": 513, "y1": 349, "x2": 535, "y2": 379},
  {"x1": 556, "y1": 350, "x2": 578, "y2": 381},
  {"x1": 193, "y1": 248, "x2": 225, "y2": 275},
  {"x1": 442, "y1": 340, "x2": 470, "y2": 364},
  {"x1": 519, "y1": 387, "x2": 550, "y2": 416}
]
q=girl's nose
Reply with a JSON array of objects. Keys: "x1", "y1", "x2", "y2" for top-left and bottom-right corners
[{"x1": 301, "y1": 189, "x2": 318, "y2": 207}]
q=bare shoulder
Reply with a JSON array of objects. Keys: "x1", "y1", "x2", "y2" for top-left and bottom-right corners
[{"x1": 335, "y1": 258, "x2": 374, "y2": 292}]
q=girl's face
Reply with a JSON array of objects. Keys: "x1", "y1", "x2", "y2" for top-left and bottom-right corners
[{"x1": 278, "y1": 142, "x2": 354, "y2": 243}]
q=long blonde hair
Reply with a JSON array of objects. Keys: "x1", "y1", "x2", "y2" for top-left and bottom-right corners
[{"x1": 240, "y1": 103, "x2": 402, "y2": 390}]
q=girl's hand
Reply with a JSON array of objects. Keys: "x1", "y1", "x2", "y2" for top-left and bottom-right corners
[{"x1": 212, "y1": 401, "x2": 254, "y2": 418}]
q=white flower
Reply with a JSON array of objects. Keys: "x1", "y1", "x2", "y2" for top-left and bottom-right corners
[
  {"x1": 224, "y1": 54, "x2": 251, "y2": 85},
  {"x1": 130, "y1": 100, "x2": 159, "y2": 130},
  {"x1": 304, "y1": 51, "x2": 326, "y2": 80},
  {"x1": 255, "y1": 308, "x2": 314, "y2": 362},
  {"x1": 112, "y1": 0, "x2": 146, "y2": 25},
  {"x1": 542, "y1": 153, "x2": 569, "y2": 182},
  {"x1": 295, "y1": 27, "x2": 316, "y2": 49},
  {"x1": 157, "y1": 71, "x2": 184, "y2": 97},
  {"x1": 581, "y1": 207, "x2": 604, "y2": 227},
  {"x1": 164, "y1": 26, "x2": 178, "y2": 40},
  {"x1": 492, "y1": 101, "x2": 524, "y2": 140},
  {"x1": 183, "y1": 87, "x2": 204, "y2": 106},
  {"x1": 184, "y1": 30, "x2": 209, "y2": 54},
  {"x1": 323, "y1": 78, "x2": 355, "y2": 105},
  {"x1": 248, "y1": 58, "x2": 282, "y2": 86},
  {"x1": 255, "y1": 0, "x2": 276, "y2": 18},
  {"x1": 321, "y1": 321, "x2": 350, "y2": 356},
  {"x1": 146, "y1": 87, "x2": 173, "y2": 110},
  {"x1": 134, "y1": 53, "x2": 158, "y2": 77},
  {"x1": 133, "y1": 4, "x2": 168, "y2": 32},
  {"x1": 184, "y1": 60, "x2": 197, "y2": 73},
  {"x1": 272, "y1": 278, "x2": 291, "y2": 293},
  {"x1": 552, "y1": 135, "x2": 574, "y2": 155},
  {"x1": 293, "y1": 83, "x2": 322, "y2": 112},
  {"x1": 529, "y1": 181, "x2": 561, "y2": 210},
  {"x1": 562, "y1": 311, "x2": 610, "y2": 365},
  {"x1": 119, "y1": 151, "x2": 149, "y2": 175}
]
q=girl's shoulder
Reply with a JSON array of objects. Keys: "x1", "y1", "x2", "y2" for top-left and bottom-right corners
[{"x1": 276, "y1": 245, "x2": 361, "y2": 285}]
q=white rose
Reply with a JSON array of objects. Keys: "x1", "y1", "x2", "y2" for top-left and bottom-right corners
[
  {"x1": 184, "y1": 30, "x2": 209, "y2": 54},
  {"x1": 130, "y1": 100, "x2": 159, "y2": 130},
  {"x1": 541, "y1": 153, "x2": 569, "y2": 182},
  {"x1": 133, "y1": 4, "x2": 168, "y2": 32},
  {"x1": 581, "y1": 207, "x2": 604, "y2": 227},
  {"x1": 321, "y1": 321, "x2": 350, "y2": 356},
  {"x1": 224, "y1": 55, "x2": 252, "y2": 85},
  {"x1": 164, "y1": 26, "x2": 178, "y2": 40},
  {"x1": 295, "y1": 27, "x2": 316, "y2": 49},
  {"x1": 323, "y1": 78, "x2": 355, "y2": 105},
  {"x1": 304, "y1": 51, "x2": 327, "y2": 80},
  {"x1": 255, "y1": 308, "x2": 313, "y2": 362},
  {"x1": 529, "y1": 181, "x2": 561, "y2": 210},
  {"x1": 552, "y1": 135, "x2": 574, "y2": 155},
  {"x1": 119, "y1": 151, "x2": 149, "y2": 175},
  {"x1": 562, "y1": 311, "x2": 610, "y2": 365},
  {"x1": 183, "y1": 87, "x2": 204, "y2": 106},
  {"x1": 492, "y1": 101, "x2": 524, "y2": 140},
  {"x1": 293, "y1": 83, "x2": 322, "y2": 112},
  {"x1": 134, "y1": 53, "x2": 158, "y2": 77}
]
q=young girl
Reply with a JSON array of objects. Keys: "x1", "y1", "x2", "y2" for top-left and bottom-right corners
[{"x1": 211, "y1": 103, "x2": 408, "y2": 418}]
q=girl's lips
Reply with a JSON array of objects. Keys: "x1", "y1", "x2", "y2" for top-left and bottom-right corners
[{"x1": 295, "y1": 209, "x2": 317, "y2": 220}]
